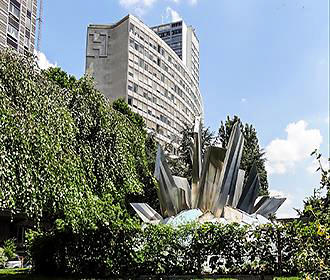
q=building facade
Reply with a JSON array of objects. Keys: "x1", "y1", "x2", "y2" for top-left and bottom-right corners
[
  {"x1": 0, "y1": 0, "x2": 37, "y2": 54},
  {"x1": 85, "y1": 15, "x2": 203, "y2": 152},
  {"x1": 151, "y1": 20, "x2": 200, "y2": 86}
]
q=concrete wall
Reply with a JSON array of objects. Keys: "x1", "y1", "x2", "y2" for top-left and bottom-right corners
[{"x1": 85, "y1": 19, "x2": 129, "y2": 102}]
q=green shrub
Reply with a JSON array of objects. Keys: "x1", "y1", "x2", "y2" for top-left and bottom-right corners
[
  {"x1": 0, "y1": 247, "x2": 8, "y2": 267},
  {"x1": 27, "y1": 222, "x2": 309, "y2": 277},
  {"x1": 3, "y1": 239, "x2": 16, "y2": 260}
]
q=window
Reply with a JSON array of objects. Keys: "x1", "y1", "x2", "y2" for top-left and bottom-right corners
[
  {"x1": 24, "y1": 35, "x2": 29, "y2": 46},
  {"x1": 7, "y1": 24, "x2": 18, "y2": 40},
  {"x1": 128, "y1": 96, "x2": 132, "y2": 105},
  {"x1": 25, "y1": 17, "x2": 31, "y2": 29},
  {"x1": 9, "y1": 2, "x2": 20, "y2": 19},
  {"x1": 171, "y1": 22, "x2": 182, "y2": 28},
  {"x1": 130, "y1": 23, "x2": 135, "y2": 33},
  {"x1": 128, "y1": 81, "x2": 133, "y2": 91},
  {"x1": 139, "y1": 58, "x2": 144, "y2": 68},
  {"x1": 172, "y1": 29, "x2": 182, "y2": 35},
  {"x1": 133, "y1": 83, "x2": 138, "y2": 93},
  {"x1": 27, "y1": 0, "x2": 33, "y2": 11},
  {"x1": 139, "y1": 45, "x2": 144, "y2": 54},
  {"x1": 134, "y1": 55, "x2": 139, "y2": 65},
  {"x1": 129, "y1": 52, "x2": 134, "y2": 61},
  {"x1": 7, "y1": 36, "x2": 17, "y2": 49},
  {"x1": 129, "y1": 38, "x2": 134, "y2": 48}
]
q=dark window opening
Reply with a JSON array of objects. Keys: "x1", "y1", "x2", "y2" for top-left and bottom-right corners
[
  {"x1": 7, "y1": 36, "x2": 17, "y2": 49},
  {"x1": 128, "y1": 96, "x2": 132, "y2": 105}
]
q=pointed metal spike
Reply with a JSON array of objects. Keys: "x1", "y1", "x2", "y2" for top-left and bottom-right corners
[
  {"x1": 237, "y1": 163, "x2": 260, "y2": 213},
  {"x1": 130, "y1": 203, "x2": 163, "y2": 223},
  {"x1": 253, "y1": 197, "x2": 286, "y2": 218},
  {"x1": 197, "y1": 146, "x2": 226, "y2": 212},
  {"x1": 191, "y1": 116, "x2": 202, "y2": 208},
  {"x1": 213, "y1": 122, "x2": 245, "y2": 217}
]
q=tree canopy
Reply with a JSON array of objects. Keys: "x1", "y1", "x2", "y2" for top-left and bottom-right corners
[
  {"x1": 217, "y1": 116, "x2": 269, "y2": 195},
  {"x1": 167, "y1": 116, "x2": 269, "y2": 195},
  {"x1": 0, "y1": 50, "x2": 157, "y2": 232}
]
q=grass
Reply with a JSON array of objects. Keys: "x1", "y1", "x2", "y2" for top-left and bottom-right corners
[{"x1": 0, "y1": 268, "x2": 74, "y2": 280}]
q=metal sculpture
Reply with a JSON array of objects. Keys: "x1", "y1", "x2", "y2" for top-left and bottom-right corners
[{"x1": 132, "y1": 117, "x2": 286, "y2": 225}]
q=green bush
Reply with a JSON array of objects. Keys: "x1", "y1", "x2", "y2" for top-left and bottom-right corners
[
  {"x1": 0, "y1": 239, "x2": 16, "y2": 268},
  {"x1": 28, "y1": 222, "x2": 316, "y2": 277},
  {"x1": 0, "y1": 248, "x2": 8, "y2": 267},
  {"x1": 0, "y1": 49, "x2": 156, "y2": 276},
  {"x1": 3, "y1": 239, "x2": 16, "y2": 260}
]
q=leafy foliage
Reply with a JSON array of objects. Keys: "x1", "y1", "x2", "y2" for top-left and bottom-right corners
[
  {"x1": 295, "y1": 151, "x2": 330, "y2": 279},
  {"x1": 217, "y1": 115, "x2": 269, "y2": 195},
  {"x1": 0, "y1": 49, "x2": 156, "y2": 233},
  {"x1": 0, "y1": 248, "x2": 7, "y2": 268},
  {"x1": 3, "y1": 239, "x2": 16, "y2": 260},
  {"x1": 28, "y1": 220, "x2": 326, "y2": 277},
  {"x1": 0, "y1": 239, "x2": 16, "y2": 267},
  {"x1": 111, "y1": 98, "x2": 159, "y2": 212},
  {"x1": 166, "y1": 123, "x2": 216, "y2": 182},
  {"x1": 166, "y1": 116, "x2": 268, "y2": 195}
]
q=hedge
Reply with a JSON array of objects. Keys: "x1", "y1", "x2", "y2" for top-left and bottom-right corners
[{"x1": 27, "y1": 221, "x2": 329, "y2": 279}]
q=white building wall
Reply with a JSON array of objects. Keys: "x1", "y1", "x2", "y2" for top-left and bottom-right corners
[
  {"x1": 0, "y1": 0, "x2": 37, "y2": 54},
  {"x1": 86, "y1": 15, "x2": 203, "y2": 152}
]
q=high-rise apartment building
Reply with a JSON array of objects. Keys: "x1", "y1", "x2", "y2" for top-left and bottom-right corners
[
  {"x1": 0, "y1": 0, "x2": 38, "y2": 54},
  {"x1": 85, "y1": 15, "x2": 203, "y2": 152},
  {"x1": 151, "y1": 20, "x2": 200, "y2": 85}
]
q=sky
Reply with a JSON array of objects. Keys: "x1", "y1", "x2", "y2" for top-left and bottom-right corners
[{"x1": 37, "y1": 0, "x2": 329, "y2": 218}]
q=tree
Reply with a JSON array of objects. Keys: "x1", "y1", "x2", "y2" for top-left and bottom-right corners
[
  {"x1": 294, "y1": 151, "x2": 330, "y2": 279},
  {"x1": 300, "y1": 150, "x2": 330, "y2": 224},
  {"x1": 217, "y1": 116, "x2": 269, "y2": 195},
  {"x1": 111, "y1": 98, "x2": 159, "y2": 211},
  {"x1": 167, "y1": 116, "x2": 269, "y2": 195},
  {"x1": 0, "y1": 50, "x2": 156, "y2": 232},
  {"x1": 166, "y1": 123, "x2": 216, "y2": 182}
]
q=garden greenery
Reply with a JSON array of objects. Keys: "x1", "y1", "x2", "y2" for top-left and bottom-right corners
[
  {"x1": 0, "y1": 50, "x2": 328, "y2": 279},
  {"x1": 0, "y1": 239, "x2": 16, "y2": 267},
  {"x1": 0, "y1": 49, "x2": 157, "y2": 232},
  {"x1": 27, "y1": 221, "x2": 329, "y2": 278}
]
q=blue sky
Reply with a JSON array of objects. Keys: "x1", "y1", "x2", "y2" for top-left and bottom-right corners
[{"x1": 39, "y1": 0, "x2": 329, "y2": 217}]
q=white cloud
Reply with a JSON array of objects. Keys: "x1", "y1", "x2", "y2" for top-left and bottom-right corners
[
  {"x1": 34, "y1": 50, "x2": 57, "y2": 70},
  {"x1": 265, "y1": 120, "x2": 323, "y2": 174},
  {"x1": 268, "y1": 189, "x2": 297, "y2": 218},
  {"x1": 165, "y1": 6, "x2": 182, "y2": 22},
  {"x1": 241, "y1": 98, "x2": 246, "y2": 103},
  {"x1": 119, "y1": 0, "x2": 157, "y2": 16},
  {"x1": 119, "y1": 0, "x2": 197, "y2": 16}
]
